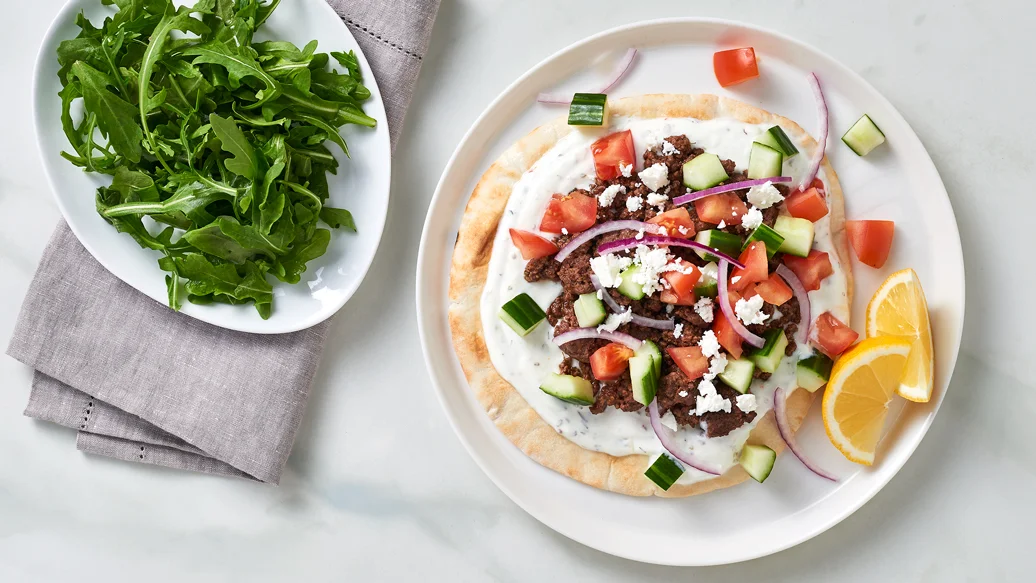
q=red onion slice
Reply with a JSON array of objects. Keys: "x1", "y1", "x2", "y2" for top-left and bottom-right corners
[
  {"x1": 716, "y1": 260, "x2": 765, "y2": 349},
  {"x1": 774, "y1": 387, "x2": 838, "y2": 481},
  {"x1": 553, "y1": 327, "x2": 642, "y2": 351},
  {"x1": 590, "y1": 276, "x2": 676, "y2": 330},
  {"x1": 672, "y1": 177, "x2": 794, "y2": 206},
  {"x1": 596, "y1": 236, "x2": 746, "y2": 269},
  {"x1": 554, "y1": 220, "x2": 663, "y2": 263},
  {"x1": 776, "y1": 264, "x2": 810, "y2": 348},
  {"x1": 537, "y1": 48, "x2": 638, "y2": 104},
  {"x1": 648, "y1": 400, "x2": 721, "y2": 476},
  {"x1": 799, "y1": 73, "x2": 828, "y2": 191}
]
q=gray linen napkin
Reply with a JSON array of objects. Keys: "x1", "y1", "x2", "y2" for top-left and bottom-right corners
[{"x1": 6, "y1": 0, "x2": 441, "y2": 484}]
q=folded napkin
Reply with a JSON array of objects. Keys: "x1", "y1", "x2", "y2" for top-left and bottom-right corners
[{"x1": 6, "y1": 0, "x2": 441, "y2": 484}]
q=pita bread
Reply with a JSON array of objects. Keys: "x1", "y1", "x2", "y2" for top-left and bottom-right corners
[{"x1": 448, "y1": 94, "x2": 852, "y2": 497}]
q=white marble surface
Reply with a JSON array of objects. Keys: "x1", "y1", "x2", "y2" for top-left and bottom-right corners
[{"x1": 1, "y1": 0, "x2": 1032, "y2": 580}]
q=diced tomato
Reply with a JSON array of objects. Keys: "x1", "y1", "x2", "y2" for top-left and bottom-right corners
[
  {"x1": 713, "y1": 47, "x2": 759, "y2": 88},
  {"x1": 648, "y1": 208, "x2": 696, "y2": 238},
  {"x1": 754, "y1": 273, "x2": 794, "y2": 305},
  {"x1": 783, "y1": 250, "x2": 834, "y2": 292},
  {"x1": 659, "y1": 268, "x2": 701, "y2": 305},
  {"x1": 811, "y1": 312, "x2": 859, "y2": 358},
  {"x1": 740, "y1": 282, "x2": 759, "y2": 300},
  {"x1": 538, "y1": 192, "x2": 597, "y2": 234},
  {"x1": 590, "y1": 343, "x2": 635, "y2": 381},
  {"x1": 508, "y1": 228, "x2": 558, "y2": 260},
  {"x1": 590, "y1": 130, "x2": 636, "y2": 181},
  {"x1": 784, "y1": 187, "x2": 828, "y2": 222},
  {"x1": 713, "y1": 310, "x2": 743, "y2": 359},
  {"x1": 846, "y1": 220, "x2": 895, "y2": 269},
  {"x1": 810, "y1": 177, "x2": 826, "y2": 197},
  {"x1": 694, "y1": 193, "x2": 748, "y2": 225},
  {"x1": 667, "y1": 346, "x2": 710, "y2": 381},
  {"x1": 730, "y1": 241, "x2": 768, "y2": 292},
  {"x1": 659, "y1": 289, "x2": 697, "y2": 306}
]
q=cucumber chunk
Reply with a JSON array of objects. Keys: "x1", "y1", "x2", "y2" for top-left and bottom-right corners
[
  {"x1": 574, "y1": 292, "x2": 607, "y2": 327},
  {"x1": 498, "y1": 293, "x2": 546, "y2": 336},
  {"x1": 639, "y1": 340, "x2": 663, "y2": 379},
  {"x1": 694, "y1": 261, "x2": 719, "y2": 298},
  {"x1": 695, "y1": 230, "x2": 744, "y2": 261},
  {"x1": 841, "y1": 114, "x2": 886, "y2": 156},
  {"x1": 743, "y1": 224, "x2": 785, "y2": 258},
  {"x1": 747, "y1": 142, "x2": 784, "y2": 180},
  {"x1": 750, "y1": 329, "x2": 789, "y2": 374},
  {"x1": 568, "y1": 93, "x2": 608, "y2": 126},
  {"x1": 682, "y1": 153, "x2": 729, "y2": 190},
  {"x1": 629, "y1": 353, "x2": 658, "y2": 406},
  {"x1": 718, "y1": 358, "x2": 756, "y2": 394},
  {"x1": 539, "y1": 373, "x2": 595, "y2": 405},
  {"x1": 773, "y1": 215, "x2": 815, "y2": 258},
  {"x1": 797, "y1": 353, "x2": 834, "y2": 392},
  {"x1": 739, "y1": 444, "x2": 777, "y2": 483},
  {"x1": 617, "y1": 265, "x2": 645, "y2": 300},
  {"x1": 645, "y1": 453, "x2": 685, "y2": 491},
  {"x1": 754, "y1": 125, "x2": 799, "y2": 157}
]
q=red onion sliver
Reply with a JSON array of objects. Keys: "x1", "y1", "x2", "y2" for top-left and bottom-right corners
[
  {"x1": 589, "y1": 276, "x2": 676, "y2": 330},
  {"x1": 776, "y1": 264, "x2": 810, "y2": 348},
  {"x1": 672, "y1": 177, "x2": 794, "y2": 206},
  {"x1": 537, "y1": 48, "x2": 638, "y2": 104},
  {"x1": 774, "y1": 387, "x2": 838, "y2": 481},
  {"x1": 555, "y1": 220, "x2": 663, "y2": 263},
  {"x1": 596, "y1": 236, "x2": 746, "y2": 269},
  {"x1": 799, "y1": 73, "x2": 828, "y2": 191},
  {"x1": 553, "y1": 327, "x2": 642, "y2": 351},
  {"x1": 716, "y1": 260, "x2": 765, "y2": 349},
  {"x1": 648, "y1": 400, "x2": 721, "y2": 476}
]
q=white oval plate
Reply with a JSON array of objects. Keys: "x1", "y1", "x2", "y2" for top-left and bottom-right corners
[
  {"x1": 34, "y1": 0, "x2": 391, "y2": 334},
  {"x1": 417, "y1": 19, "x2": 965, "y2": 566}
]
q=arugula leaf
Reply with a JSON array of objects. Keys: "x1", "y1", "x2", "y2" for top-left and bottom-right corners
[
  {"x1": 319, "y1": 207, "x2": 356, "y2": 231},
  {"x1": 209, "y1": 114, "x2": 257, "y2": 179},
  {"x1": 184, "y1": 40, "x2": 281, "y2": 107},
  {"x1": 71, "y1": 61, "x2": 143, "y2": 163}
]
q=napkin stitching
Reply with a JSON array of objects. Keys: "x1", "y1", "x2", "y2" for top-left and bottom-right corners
[
  {"x1": 342, "y1": 17, "x2": 422, "y2": 60},
  {"x1": 80, "y1": 400, "x2": 94, "y2": 430}
]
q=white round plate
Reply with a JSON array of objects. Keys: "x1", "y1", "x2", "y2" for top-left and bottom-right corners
[
  {"x1": 34, "y1": 0, "x2": 391, "y2": 334},
  {"x1": 417, "y1": 19, "x2": 964, "y2": 566}
]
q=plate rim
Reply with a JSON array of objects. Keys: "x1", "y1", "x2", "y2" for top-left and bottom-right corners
[
  {"x1": 418, "y1": 16, "x2": 964, "y2": 566},
  {"x1": 32, "y1": 0, "x2": 392, "y2": 335}
]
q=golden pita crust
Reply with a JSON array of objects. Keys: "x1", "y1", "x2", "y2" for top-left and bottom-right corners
[{"x1": 448, "y1": 94, "x2": 852, "y2": 497}]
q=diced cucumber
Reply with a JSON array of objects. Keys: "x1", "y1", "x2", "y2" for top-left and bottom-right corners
[
  {"x1": 694, "y1": 261, "x2": 719, "y2": 298},
  {"x1": 718, "y1": 358, "x2": 755, "y2": 394},
  {"x1": 498, "y1": 293, "x2": 546, "y2": 336},
  {"x1": 747, "y1": 142, "x2": 784, "y2": 180},
  {"x1": 695, "y1": 230, "x2": 744, "y2": 261},
  {"x1": 645, "y1": 453, "x2": 685, "y2": 491},
  {"x1": 773, "y1": 215, "x2": 815, "y2": 258},
  {"x1": 539, "y1": 373, "x2": 595, "y2": 405},
  {"x1": 739, "y1": 444, "x2": 777, "y2": 483},
  {"x1": 682, "y1": 153, "x2": 729, "y2": 190},
  {"x1": 629, "y1": 353, "x2": 658, "y2": 406},
  {"x1": 754, "y1": 125, "x2": 799, "y2": 157},
  {"x1": 743, "y1": 224, "x2": 785, "y2": 259},
  {"x1": 568, "y1": 93, "x2": 608, "y2": 126},
  {"x1": 639, "y1": 340, "x2": 663, "y2": 380},
  {"x1": 750, "y1": 329, "x2": 789, "y2": 374},
  {"x1": 574, "y1": 292, "x2": 607, "y2": 327},
  {"x1": 797, "y1": 353, "x2": 834, "y2": 392},
  {"x1": 617, "y1": 266, "x2": 645, "y2": 300},
  {"x1": 841, "y1": 114, "x2": 886, "y2": 156}
]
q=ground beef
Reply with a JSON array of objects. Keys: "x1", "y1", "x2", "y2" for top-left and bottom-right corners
[
  {"x1": 524, "y1": 255, "x2": 560, "y2": 282},
  {"x1": 589, "y1": 372, "x2": 643, "y2": 414},
  {"x1": 700, "y1": 383, "x2": 758, "y2": 438},
  {"x1": 556, "y1": 241, "x2": 596, "y2": 295},
  {"x1": 549, "y1": 293, "x2": 607, "y2": 362}
]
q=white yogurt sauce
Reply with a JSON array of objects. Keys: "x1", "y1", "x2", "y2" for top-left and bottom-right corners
[{"x1": 479, "y1": 116, "x2": 850, "y2": 484}]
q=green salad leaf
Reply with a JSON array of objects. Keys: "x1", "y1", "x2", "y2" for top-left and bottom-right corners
[{"x1": 57, "y1": 0, "x2": 374, "y2": 318}]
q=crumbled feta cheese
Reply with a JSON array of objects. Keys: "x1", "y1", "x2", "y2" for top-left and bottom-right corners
[
  {"x1": 741, "y1": 206, "x2": 764, "y2": 230},
  {"x1": 662, "y1": 258, "x2": 698, "y2": 275},
  {"x1": 696, "y1": 392, "x2": 732, "y2": 414},
  {"x1": 661, "y1": 139, "x2": 680, "y2": 156},
  {"x1": 561, "y1": 227, "x2": 569, "y2": 235},
  {"x1": 646, "y1": 192, "x2": 669, "y2": 209},
  {"x1": 698, "y1": 330, "x2": 721, "y2": 358},
  {"x1": 660, "y1": 411, "x2": 679, "y2": 432},
  {"x1": 639, "y1": 163, "x2": 670, "y2": 193},
  {"x1": 706, "y1": 353, "x2": 728, "y2": 379},
  {"x1": 731, "y1": 276, "x2": 741, "y2": 284},
  {"x1": 747, "y1": 182, "x2": 784, "y2": 209},
  {"x1": 673, "y1": 323, "x2": 684, "y2": 338},
  {"x1": 596, "y1": 289, "x2": 604, "y2": 300},
  {"x1": 665, "y1": 304, "x2": 674, "y2": 314},
  {"x1": 619, "y1": 163, "x2": 633, "y2": 178},
  {"x1": 693, "y1": 297, "x2": 714, "y2": 324},
  {"x1": 736, "y1": 394, "x2": 757, "y2": 413},
  {"x1": 678, "y1": 225, "x2": 689, "y2": 235},
  {"x1": 589, "y1": 253, "x2": 633, "y2": 288},
  {"x1": 631, "y1": 245, "x2": 670, "y2": 295},
  {"x1": 697, "y1": 377, "x2": 717, "y2": 396},
  {"x1": 625, "y1": 196, "x2": 643, "y2": 212},
  {"x1": 735, "y1": 294, "x2": 770, "y2": 325},
  {"x1": 598, "y1": 184, "x2": 626, "y2": 207},
  {"x1": 598, "y1": 307, "x2": 632, "y2": 332},
  {"x1": 635, "y1": 228, "x2": 646, "y2": 240},
  {"x1": 717, "y1": 220, "x2": 727, "y2": 229},
  {"x1": 678, "y1": 390, "x2": 689, "y2": 398}
]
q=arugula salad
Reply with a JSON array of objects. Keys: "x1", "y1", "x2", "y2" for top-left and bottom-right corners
[{"x1": 56, "y1": 0, "x2": 375, "y2": 319}]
